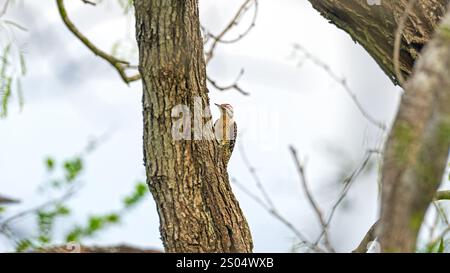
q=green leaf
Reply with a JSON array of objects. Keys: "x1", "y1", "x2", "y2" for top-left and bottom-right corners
[
  {"x1": 45, "y1": 157, "x2": 55, "y2": 172},
  {"x1": 56, "y1": 205, "x2": 70, "y2": 216},
  {"x1": 63, "y1": 157, "x2": 83, "y2": 182},
  {"x1": 438, "y1": 238, "x2": 445, "y2": 253},
  {"x1": 123, "y1": 182, "x2": 147, "y2": 208},
  {"x1": 1, "y1": 76, "x2": 12, "y2": 117},
  {"x1": 106, "y1": 213, "x2": 120, "y2": 223},
  {"x1": 15, "y1": 239, "x2": 33, "y2": 252},
  {"x1": 65, "y1": 227, "x2": 83, "y2": 242}
]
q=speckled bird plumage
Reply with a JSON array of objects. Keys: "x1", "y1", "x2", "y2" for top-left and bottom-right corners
[{"x1": 214, "y1": 103, "x2": 237, "y2": 165}]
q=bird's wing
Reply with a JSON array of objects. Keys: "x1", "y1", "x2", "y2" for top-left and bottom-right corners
[{"x1": 229, "y1": 121, "x2": 237, "y2": 154}]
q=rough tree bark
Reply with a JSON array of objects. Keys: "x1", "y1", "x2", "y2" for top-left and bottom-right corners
[
  {"x1": 379, "y1": 12, "x2": 450, "y2": 252},
  {"x1": 307, "y1": 0, "x2": 450, "y2": 252},
  {"x1": 308, "y1": 0, "x2": 448, "y2": 84},
  {"x1": 133, "y1": 0, "x2": 253, "y2": 252}
]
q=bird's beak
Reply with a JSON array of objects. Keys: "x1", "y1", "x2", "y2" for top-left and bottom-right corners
[{"x1": 214, "y1": 103, "x2": 221, "y2": 108}]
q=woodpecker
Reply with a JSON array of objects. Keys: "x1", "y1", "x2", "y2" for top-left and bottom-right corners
[{"x1": 214, "y1": 103, "x2": 237, "y2": 165}]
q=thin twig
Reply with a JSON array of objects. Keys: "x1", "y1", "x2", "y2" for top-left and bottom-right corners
[
  {"x1": 206, "y1": 1, "x2": 258, "y2": 45},
  {"x1": 55, "y1": 0, "x2": 140, "y2": 84},
  {"x1": 314, "y1": 150, "x2": 376, "y2": 244},
  {"x1": 239, "y1": 144, "x2": 275, "y2": 209},
  {"x1": 289, "y1": 145, "x2": 334, "y2": 252},
  {"x1": 0, "y1": 0, "x2": 10, "y2": 17},
  {"x1": 205, "y1": 0, "x2": 257, "y2": 63},
  {"x1": 352, "y1": 220, "x2": 379, "y2": 253},
  {"x1": 436, "y1": 191, "x2": 450, "y2": 201},
  {"x1": 292, "y1": 44, "x2": 386, "y2": 131},
  {"x1": 81, "y1": 0, "x2": 96, "y2": 6},
  {"x1": 207, "y1": 69, "x2": 250, "y2": 96},
  {"x1": 235, "y1": 143, "x2": 325, "y2": 252},
  {"x1": 433, "y1": 201, "x2": 450, "y2": 226},
  {"x1": 0, "y1": 185, "x2": 79, "y2": 231},
  {"x1": 232, "y1": 178, "x2": 323, "y2": 253}
]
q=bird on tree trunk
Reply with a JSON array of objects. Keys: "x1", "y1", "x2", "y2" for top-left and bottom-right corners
[{"x1": 214, "y1": 103, "x2": 237, "y2": 166}]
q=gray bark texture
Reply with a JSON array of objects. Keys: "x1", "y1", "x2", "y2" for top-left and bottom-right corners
[
  {"x1": 308, "y1": 0, "x2": 448, "y2": 84},
  {"x1": 133, "y1": 0, "x2": 253, "y2": 253},
  {"x1": 307, "y1": 0, "x2": 450, "y2": 252},
  {"x1": 379, "y1": 12, "x2": 450, "y2": 252}
]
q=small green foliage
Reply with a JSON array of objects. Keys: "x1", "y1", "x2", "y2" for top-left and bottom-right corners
[
  {"x1": 15, "y1": 239, "x2": 34, "y2": 253},
  {"x1": 438, "y1": 238, "x2": 445, "y2": 253},
  {"x1": 63, "y1": 182, "x2": 147, "y2": 243},
  {"x1": 0, "y1": 43, "x2": 27, "y2": 117},
  {"x1": 45, "y1": 157, "x2": 55, "y2": 172},
  {"x1": 37, "y1": 205, "x2": 71, "y2": 245},
  {"x1": 392, "y1": 122, "x2": 414, "y2": 165},
  {"x1": 63, "y1": 157, "x2": 83, "y2": 182},
  {"x1": 424, "y1": 238, "x2": 447, "y2": 253},
  {"x1": 4, "y1": 141, "x2": 146, "y2": 252},
  {"x1": 123, "y1": 182, "x2": 147, "y2": 208},
  {"x1": 1, "y1": 76, "x2": 12, "y2": 117},
  {"x1": 0, "y1": 44, "x2": 11, "y2": 78},
  {"x1": 65, "y1": 213, "x2": 121, "y2": 242},
  {"x1": 0, "y1": 206, "x2": 5, "y2": 214}
]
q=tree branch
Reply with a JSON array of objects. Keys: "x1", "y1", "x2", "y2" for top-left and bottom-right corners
[
  {"x1": 352, "y1": 220, "x2": 380, "y2": 253},
  {"x1": 379, "y1": 9, "x2": 450, "y2": 252},
  {"x1": 289, "y1": 146, "x2": 334, "y2": 252},
  {"x1": 307, "y1": 0, "x2": 448, "y2": 85},
  {"x1": 55, "y1": 0, "x2": 140, "y2": 84}
]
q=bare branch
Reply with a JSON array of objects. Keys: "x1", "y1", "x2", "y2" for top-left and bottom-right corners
[
  {"x1": 232, "y1": 178, "x2": 323, "y2": 253},
  {"x1": 436, "y1": 191, "x2": 450, "y2": 201},
  {"x1": 55, "y1": 0, "x2": 140, "y2": 84},
  {"x1": 315, "y1": 149, "x2": 377, "y2": 244},
  {"x1": 292, "y1": 44, "x2": 387, "y2": 131},
  {"x1": 205, "y1": 0, "x2": 258, "y2": 64},
  {"x1": 0, "y1": 0, "x2": 10, "y2": 17},
  {"x1": 239, "y1": 144, "x2": 275, "y2": 209},
  {"x1": 289, "y1": 145, "x2": 334, "y2": 252},
  {"x1": 207, "y1": 69, "x2": 250, "y2": 96},
  {"x1": 234, "y1": 143, "x2": 325, "y2": 252},
  {"x1": 0, "y1": 194, "x2": 19, "y2": 205},
  {"x1": 0, "y1": 185, "x2": 79, "y2": 233},
  {"x1": 80, "y1": 0, "x2": 96, "y2": 6},
  {"x1": 352, "y1": 220, "x2": 379, "y2": 253}
]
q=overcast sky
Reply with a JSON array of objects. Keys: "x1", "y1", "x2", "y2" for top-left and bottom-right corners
[{"x1": 1, "y1": 0, "x2": 446, "y2": 253}]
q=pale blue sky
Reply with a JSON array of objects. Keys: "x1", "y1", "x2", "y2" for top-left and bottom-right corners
[{"x1": 3, "y1": 0, "x2": 440, "y2": 253}]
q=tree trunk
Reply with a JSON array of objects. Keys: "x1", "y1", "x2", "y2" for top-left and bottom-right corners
[
  {"x1": 308, "y1": 0, "x2": 447, "y2": 84},
  {"x1": 307, "y1": 0, "x2": 450, "y2": 252},
  {"x1": 379, "y1": 12, "x2": 450, "y2": 252},
  {"x1": 133, "y1": 0, "x2": 253, "y2": 253}
]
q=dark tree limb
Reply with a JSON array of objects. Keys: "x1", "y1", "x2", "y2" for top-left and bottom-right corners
[{"x1": 307, "y1": 0, "x2": 448, "y2": 85}]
